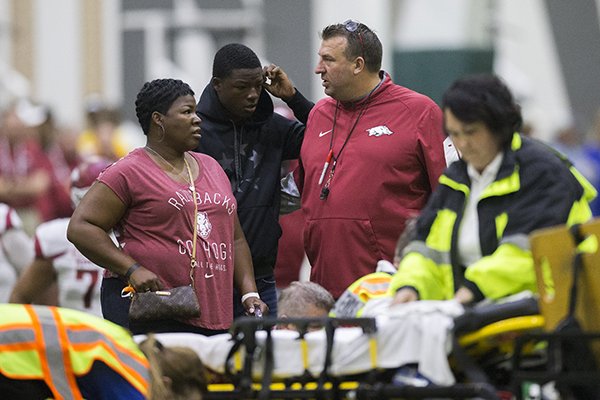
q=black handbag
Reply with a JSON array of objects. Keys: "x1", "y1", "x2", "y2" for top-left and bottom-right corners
[{"x1": 129, "y1": 285, "x2": 200, "y2": 321}]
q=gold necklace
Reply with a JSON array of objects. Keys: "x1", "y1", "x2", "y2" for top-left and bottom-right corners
[
  {"x1": 145, "y1": 146, "x2": 191, "y2": 186},
  {"x1": 184, "y1": 156, "x2": 198, "y2": 287}
]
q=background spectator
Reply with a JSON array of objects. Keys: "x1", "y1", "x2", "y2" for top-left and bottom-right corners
[
  {"x1": 10, "y1": 157, "x2": 112, "y2": 316},
  {"x1": 0, "y1": 203, "x2": 34, "y2": 303},
  {"x1": 77, "y1": 97, "x2": 131, "y2": 161}
]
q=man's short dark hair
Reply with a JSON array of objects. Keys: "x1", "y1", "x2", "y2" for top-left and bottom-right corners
[
  {"x1": 212, "y1": 43, "x2": 262, "y2": 79},
  {"x1": 321, "y1": 20, "x2": 382, "y2": 73},
  {"x1": 135, "y1": 78, "x2": 194, "y2": 136}
]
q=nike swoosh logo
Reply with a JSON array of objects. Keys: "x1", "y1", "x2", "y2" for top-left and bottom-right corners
[
  {"x1": 205, "y1": 272, "x2": 214, "y2": 278},
  {"x1": 319, "y1": 129, "x2": 332, "y2": 138}
]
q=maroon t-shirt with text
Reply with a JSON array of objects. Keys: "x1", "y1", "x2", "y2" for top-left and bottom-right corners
[{"x1": 100, "y1": 148, "x2": 237, "y2": 330}]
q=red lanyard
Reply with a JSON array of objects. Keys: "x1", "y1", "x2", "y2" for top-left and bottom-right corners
[
  {"x1": 318, "y1": 78, "x2": 383, "y2": 200},
  {"x1": 319, "y1": 98, "x2": 372, "y2": 200}
]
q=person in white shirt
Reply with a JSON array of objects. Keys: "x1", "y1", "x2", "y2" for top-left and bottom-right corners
[{"x1": 0, "y1": 203, "x2": 34, "y2": 302}]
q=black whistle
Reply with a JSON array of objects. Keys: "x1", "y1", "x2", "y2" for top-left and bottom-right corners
[{"x1": 320, "y1": 187, "x2": 330, "y2": 200}]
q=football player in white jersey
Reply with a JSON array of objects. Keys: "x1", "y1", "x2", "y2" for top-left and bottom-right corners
[
  {"x1": 0, "y1": 204, "x2": 34, "y2": 302},
  {"x1": 10, "y1": 158, "x2": 112, "y2": 316}
]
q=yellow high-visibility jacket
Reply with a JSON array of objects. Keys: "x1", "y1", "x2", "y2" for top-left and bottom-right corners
[
  {"x1": 331, "y1": 272, "x2": 393, "y2": 317},
  {"x1": 0, "y1": 304, "x2": 149, "y2": 399},
  {"x1": 389, "y1": 133, "x2": 596, "y2": 302}
]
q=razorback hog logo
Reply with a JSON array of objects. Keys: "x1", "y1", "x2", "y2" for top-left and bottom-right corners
[
  {"x1": 197, "y1": 211, "x2": 212, "y2": 239},
  {"x1": 367, "y1": 125, "x2": 394, "y2": 137}
]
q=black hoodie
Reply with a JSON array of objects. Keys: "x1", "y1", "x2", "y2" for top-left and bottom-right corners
[{"x1": 195, "y1": 84, "x2": 313, "y2": 278}]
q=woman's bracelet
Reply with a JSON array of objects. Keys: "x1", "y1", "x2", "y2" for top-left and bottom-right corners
[
  {"x1": 241, "y1": 291, "x2": 260, "y2": 304},
  {"x1": 124, "y1": 263, "x2": 141, "y2": 280}
]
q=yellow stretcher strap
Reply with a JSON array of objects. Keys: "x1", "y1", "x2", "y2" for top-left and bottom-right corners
[{"x1": 368, "y1": 336, "x2": 377, "y2": 369}]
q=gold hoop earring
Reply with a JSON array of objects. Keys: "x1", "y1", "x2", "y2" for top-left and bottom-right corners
[{"x1": 158, "y1": 124, "x2": 165, "y2": 142}]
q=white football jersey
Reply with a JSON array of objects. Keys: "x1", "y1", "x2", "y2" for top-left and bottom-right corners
[
  {"x1": 35, "y1": 218, "x2": 104, "y2": 316},
  {"x1": 0, "y1": 204, "x2": 30, "y2": 303}
]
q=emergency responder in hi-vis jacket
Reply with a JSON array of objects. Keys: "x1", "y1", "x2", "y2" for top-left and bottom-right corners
[
  {"x1": 0, "y1": 304, "x2": 149, "y2": 399},
  {"x1": 389, "y1": 74, "x2": 596, "y2": 306}
]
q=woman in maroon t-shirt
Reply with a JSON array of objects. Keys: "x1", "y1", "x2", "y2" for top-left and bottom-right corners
[{"x1": 67, "y1": 79, "x2": 267, "y2": 335}]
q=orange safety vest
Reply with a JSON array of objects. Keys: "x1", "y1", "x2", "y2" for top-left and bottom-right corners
[
  {"x1": 0, "y1": 304, "x2": 149, "y2": 399},
  {"x1": 331, "y1": 272, "x2": 393, "y2": 317}
]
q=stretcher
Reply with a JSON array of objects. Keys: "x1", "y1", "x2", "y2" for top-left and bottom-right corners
[
  {"x1": 137, "y1": 219, "x2": 600, "y2": 399},
  {"x1": 138, "y1": 295, "x2": 544, "y2": 400}
]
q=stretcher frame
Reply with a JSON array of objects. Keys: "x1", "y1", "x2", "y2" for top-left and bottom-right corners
[
  {"x1": 202, "y1": 315, "x2": 540, "y2": 400},
  {"x1": 199, "y1": 218, "x2": 600, "y2": 399},
  {"x1": 510, "y1": 219, "x2": 600, "y2": 399}
]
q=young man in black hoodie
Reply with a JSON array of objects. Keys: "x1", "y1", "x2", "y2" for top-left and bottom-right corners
[{"x1": 195, "y1": 43, "x2": 313, "y2": 317}]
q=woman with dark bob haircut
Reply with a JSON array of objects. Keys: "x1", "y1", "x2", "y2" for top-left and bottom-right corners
[
  {"x1": 68, "y1": 78, "x2": 267, "y2": 335},
  {"x1": 389, "y1": 73, "x2": 596, "y2": 305},
  {"x1": 442, "y1": 74, "x2": 522, "y2": 146}
]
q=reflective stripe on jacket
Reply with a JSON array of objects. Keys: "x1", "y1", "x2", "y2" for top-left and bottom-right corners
[
  {"x1": 0, "y1": 304, "x2": 149, "y2": 399},
  {"x1": 332, "y1": 272, "x2": 393, "y2": 317}
]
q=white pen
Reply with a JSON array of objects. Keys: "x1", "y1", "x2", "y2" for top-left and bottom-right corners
[{"x1": 319, "y1": 150, "x2": 334, "y2": 185}]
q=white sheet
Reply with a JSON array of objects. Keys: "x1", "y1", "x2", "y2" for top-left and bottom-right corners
[{"x1": 134, "y1": 299, "x2": 464, "y2": 386}]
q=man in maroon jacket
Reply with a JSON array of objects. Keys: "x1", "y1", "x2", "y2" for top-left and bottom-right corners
[{"x1": 293, "y1": 20, "x2": 455, "y2": 298}]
